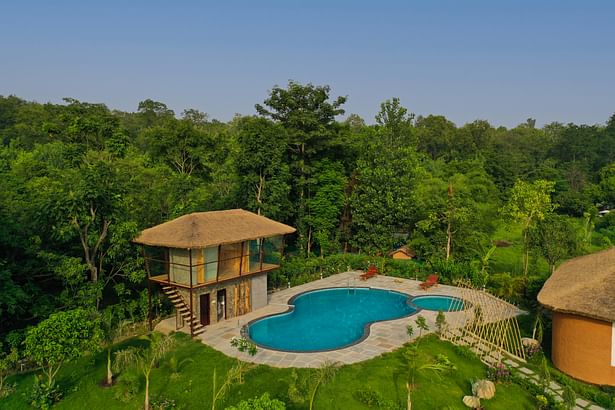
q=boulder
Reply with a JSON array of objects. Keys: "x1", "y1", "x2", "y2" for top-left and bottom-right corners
[
  {"x1": 472, "y1": 379, "x2": 496, "y2": 400},
  {"x1": 462, "y1": 395, "x2": 481, "y2": 408},
  {"x1": 521, "y1": 337, "x2": 540, "y2": 348}
]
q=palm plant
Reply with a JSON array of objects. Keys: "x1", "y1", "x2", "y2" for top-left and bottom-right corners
[
  {"x1": 308, "y1": 361, "x2": 338, "y2": 410},
  {"x1": 114, "y1": 332, "x2": 175, "y2": 410},
  {"x1": 211, "y1": 360, "x2": 256, "y2": 410},
  {"x1": 101, "y1": 310, "x2": 130, "y2": 386}
]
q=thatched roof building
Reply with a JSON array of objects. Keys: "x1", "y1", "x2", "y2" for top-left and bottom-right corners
[
  {"x1": 136, "y1": 209, "x2": 295, "y2": 337},
  {"x1": 538, "y1": 247, "x2": 615, "y2": 386},
  {"x1": 537, "y1": 247, "x2": 615, "y2": 323},
  {"x1": 133, "y1": 209, "x2": 296, "y2": 249},
  {"x1": 388, "y1": 245, "x2": 415, "y2": 260}
]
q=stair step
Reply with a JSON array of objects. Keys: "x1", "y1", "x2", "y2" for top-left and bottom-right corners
[{"x1": 193, "y1": 327, "x2": 206, "y2": 335}]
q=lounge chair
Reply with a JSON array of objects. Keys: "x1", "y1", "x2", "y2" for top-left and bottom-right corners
[
  {"x1": 360, "y1": 265, "x2": 378, "y2": 281},
  {"x1": 419, "y1": 274, "x2": 439, "y2": 289}
]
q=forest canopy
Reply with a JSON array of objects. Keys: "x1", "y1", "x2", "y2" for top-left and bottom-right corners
[{"x1": 1, "y1": 82, "x2": 615, "y2": 336}]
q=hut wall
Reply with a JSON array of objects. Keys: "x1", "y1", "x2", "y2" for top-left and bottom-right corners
[
  {"x1": 186, "y1": 274, "x2": 266, "y2": 326},
  {"x1": 551, "y1": 312, "x2": 615, "y2": 386}
]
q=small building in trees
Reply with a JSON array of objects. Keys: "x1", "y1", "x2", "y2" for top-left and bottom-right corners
[
  {"x1": 537, "y1": 247, "x2": 615, "y2": 386},
  {"x1": 388, "y1": 245, "x2": 415, "y2": 260},
  {"x1": 134, "y1": 209, "x2": 295, "y2": 336}
]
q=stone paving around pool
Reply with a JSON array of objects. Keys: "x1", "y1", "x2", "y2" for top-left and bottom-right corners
[{"x1": 156, "y1": 271, "x2": 471, "y2": 368}]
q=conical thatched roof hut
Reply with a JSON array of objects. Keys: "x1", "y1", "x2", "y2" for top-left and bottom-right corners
[{"x1": 537, "y1": 247, "x2": 615, "y2": 386}]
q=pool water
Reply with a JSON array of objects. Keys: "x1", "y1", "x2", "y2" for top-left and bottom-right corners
[
  {"x1": 248, "y1": 287, "x2": 416, "y2": 352},
  {"x1": 411, "y1": 295, "x2": 465, "y2": 311}
]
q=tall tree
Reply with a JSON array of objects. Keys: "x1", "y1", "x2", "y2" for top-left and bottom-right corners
[
  {"x1": 256, "y1": 81, "x2": 346, "y2": 254},
  {"x1": 501, "y1": 179, "x2": 556, "y2": 277},
  {"x1": 235, "y1": 117, "x2": 291, "y2": 221}
]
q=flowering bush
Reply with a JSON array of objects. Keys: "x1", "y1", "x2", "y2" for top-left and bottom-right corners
[
  {"x1": 524, "y1": 343, "x2": 542, "y2": 359},
  {"x1": 486, "y1": 362, "x2": 511, "y2": 383}
]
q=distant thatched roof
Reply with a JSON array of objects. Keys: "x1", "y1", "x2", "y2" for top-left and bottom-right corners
[
  {"x1": 133, "y1": 209, "x2": 295, "y2": 249},
  {"x1": 537, "y1": 247, "x2": 615, "y2": 323},
  {"x1": 388, "y1": 246, "x2": 415, "y2": 258}
]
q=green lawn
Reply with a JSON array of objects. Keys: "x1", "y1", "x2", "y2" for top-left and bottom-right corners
[{"x1": 3, "y1": 333, "x2": 537, "y2": 410}]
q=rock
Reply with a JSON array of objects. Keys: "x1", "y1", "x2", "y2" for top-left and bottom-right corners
[
  {"x1": 463, "y1": 395, "x2": 481, "y2": 408},
  {"x1": 472, "y1": 379, "x2": 496, "y2": 400},
  {"x1": 521, "y1": 337, "x2": 540, "y2": 348}
]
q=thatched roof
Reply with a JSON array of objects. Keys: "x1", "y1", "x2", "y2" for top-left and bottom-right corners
[
  {"x1": 133, "y1": 209, "x2": 295, "y2": 249},
  {"x1": 388, "y1": 246, "x2": 415, "y2": 258},
  {"x1": 537, "y1": 247, "x2": 615, "y2": 323}
]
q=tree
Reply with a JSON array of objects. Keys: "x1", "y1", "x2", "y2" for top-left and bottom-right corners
[
  {"x1": 256, "y1": 81, "x2": 346, "y2": 254},
  {"x1": 288, "y1": 361, "x2": 339, "y2": 410},
  {"x1": 114, "y1": 332, "x2": 175, "y2": 410},
  {"x1": 0, "y1": 342, "x2": 19, "y2": 397},
  {"x1": 100, "y1": 309, "x2": 130, "y2": 386},
  {"x1": 413, "y1": 161, "x2": 498, "y2": 261},
  {"x1": 304, "y1": 161, "x2": 346, "y2": 256},
  {"x1": 350, "y1": 102, "x2": 425, "y2": 254},
  {"x1": 24, "y1": 309, "x2": 103, "y2": 388},
  {"x1": 374, "y1": 98, "x2": 415, "y2": 147},
  {"x1": 211, "y1": 360, "x2": 256, "y2": 410},
  {"x1": 235, "y1": 117, "x2": 291, "y2": 220},
  {"x1": 501, "y1": 179, "x2": 556, "y2": 277},
  {"x1": 530, "y1": 214, "x2": 578, "y2": 274}
]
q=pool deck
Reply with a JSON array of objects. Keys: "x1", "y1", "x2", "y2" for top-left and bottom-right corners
[{"x1": 156, "y1": 272, "x2": 471, "y2": 368}]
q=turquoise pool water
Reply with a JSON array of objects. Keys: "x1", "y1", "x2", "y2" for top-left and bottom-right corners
[
  {"x1": 247, "y1": 287, "x2": 416, "y2": 352},
  {"x1": 411, "y1": 295, "x2": 465, "y2": 311}
]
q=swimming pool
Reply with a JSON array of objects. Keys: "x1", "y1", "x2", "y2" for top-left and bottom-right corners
[
  {"x1": 411, "y1": 295, "x2": 465, "y2": 311},
  {"x1": 247, "y1": 287, "x2": 416, "y2": 352}
]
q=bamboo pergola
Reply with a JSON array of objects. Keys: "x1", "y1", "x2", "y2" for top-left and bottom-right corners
[{"x1": 442, "y1": 280, "x2": 526, "y2": 363}]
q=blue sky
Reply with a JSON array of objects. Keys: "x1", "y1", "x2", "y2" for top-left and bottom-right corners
[{"x1": 1, "y1": 1, "x2": 614, "y2": 127}]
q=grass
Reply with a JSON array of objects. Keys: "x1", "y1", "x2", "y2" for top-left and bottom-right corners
[{"x1": 3, "y1": 333, "x2": 537, "y2": 410}]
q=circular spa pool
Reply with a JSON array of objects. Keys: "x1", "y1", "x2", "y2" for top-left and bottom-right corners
[
  {"x1": 411, "y1": 295, "x2": 465, "y2": 312},
  {"x1": 247, "y1": 287, "x2": 416, "y2": 352}
]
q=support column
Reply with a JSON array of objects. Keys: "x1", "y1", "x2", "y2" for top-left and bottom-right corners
[
  {"x1": 239, "y1": 241, "x2": 244, "y2": 276},
  {"x1": 142, "y1": 246, "x2": 153, "y2": 331}
]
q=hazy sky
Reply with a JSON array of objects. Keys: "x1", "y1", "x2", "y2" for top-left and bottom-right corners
[{"x1": 1, "y1": 0, "x2": 614, "y2": 127}]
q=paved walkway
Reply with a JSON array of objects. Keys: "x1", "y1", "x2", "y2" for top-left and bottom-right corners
[
  {"x1": 504, "y1": 359, "x2": 606, "y2": 410},
  {"x1": 156, "y1": 271, "x2": 467, "y2": 367}
]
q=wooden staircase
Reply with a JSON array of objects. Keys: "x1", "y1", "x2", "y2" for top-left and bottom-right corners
[{"x1": 162, "y1": 286, "x2": 206, "y2": 336}]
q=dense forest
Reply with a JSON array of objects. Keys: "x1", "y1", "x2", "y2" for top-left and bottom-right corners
[{"x1": 1, "y1": 81, "x2": 615, "y2": 341}]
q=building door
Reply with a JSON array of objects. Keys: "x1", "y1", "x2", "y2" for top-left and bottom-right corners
[
  {"x1": 199, "y1": 294, "x2": 210, "y2": 326},
  {"x1": 216, "y1": 289, "x2": 226, "y2": 321}
]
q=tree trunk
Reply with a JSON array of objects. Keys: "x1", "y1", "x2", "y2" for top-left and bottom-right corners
[
  {"x1": 144, "y1": 374, "x2": 150, "y2": 410},
  {"x1": 523, "y1": 229, "x2": 529, "y2": 277},
  {"x1": 446, "y1": 219, "x2": 452, "y2": 261},
  {"x1": 107, "y1": 348, "x2": 113, "y2": 385}
]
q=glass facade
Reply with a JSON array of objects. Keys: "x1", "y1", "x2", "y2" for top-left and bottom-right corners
[{"x1": 156, "y1": 236, "x2": 284, "y2": 287}]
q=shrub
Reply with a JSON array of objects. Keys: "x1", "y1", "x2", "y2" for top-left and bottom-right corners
[
  {"x1": 353, "y1": 388, "x2": 403, "y2": 410},
  {"x1": 113, "y1": 371, "x2": 141, "y2": 402},
  {"x1": 486, "y1": 363, "x2": 511, "y2": 383},
  {"x1": 28, "y1": 375, "x2": 62, "y2": 410},
  {"x1": 226, "y1": 392, "x2": 286, "y2": 410}
]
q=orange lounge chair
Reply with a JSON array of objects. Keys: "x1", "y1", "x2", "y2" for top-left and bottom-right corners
[
  {"x1": 419, "y1": 274, "x2": 439, "y2": 289},
  {"x1": 360, "y1": 265, "x2": 378, "y2": 281}
]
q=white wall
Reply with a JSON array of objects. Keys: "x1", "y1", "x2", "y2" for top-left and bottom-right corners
[{"x1": 251, "y1": 274, "x2": 268, "y2": 310}]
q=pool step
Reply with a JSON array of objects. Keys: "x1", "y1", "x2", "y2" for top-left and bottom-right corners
[{"x1": 161, "y1": 286, "x2": 205, "y2": 337}]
